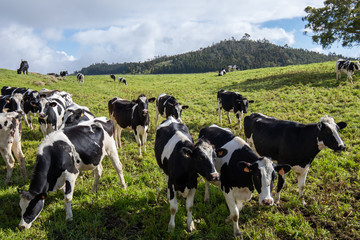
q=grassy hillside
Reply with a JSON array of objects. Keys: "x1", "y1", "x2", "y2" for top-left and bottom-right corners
[{"x1": 0, "y1": 62, "x2": 359, "y2": 239}]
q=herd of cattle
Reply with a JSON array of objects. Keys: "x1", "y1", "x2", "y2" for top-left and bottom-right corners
[{"x1": 1, "y1": 58, "x2": 355, "y2": 237}]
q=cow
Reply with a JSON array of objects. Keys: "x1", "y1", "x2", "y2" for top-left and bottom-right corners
[
  {"x1": 108, "y1": 94, "x2": 155, "y2": 156},
  {"x1": 17, "y1": 60, "x2": 29, "y2": 75},
  {"x1": 199, "y1": 124, "x2": 291, "y2": 237},
  {"x1": 18, "y1": 117, "x2": 127, "y2": 230},
  {"x1": 218, "y1": 68, "x2": 226, "y2": 76},
  {"x1": 244, "y1": 113, "x2": 347, "y2": 205},
  {"x1": 60, "y1": 103, "x2": 95, "y2": 129},
  {"x1": 336, "y1": 59, "x2": 360, "y2": 84},
  {"x1": 60, "y1": 71, "x2": 68, "y2": 77},
  {"x1": 155, "y1": 93, "x2": 189, "y2": 127},
  {"x1": 110, "y1": 74, "x2": 116, "y2": 81},
  {"x1": 118, "y1": 77, "x2": 127, "y2": 85},
  {"x1": 155, "y1": 117, "x2": 220, "y2": 232},
  {"x1": 0, "y1": 93, "x2": 24, "y2": 114},
  {"x1": 1, "y1": 86, "x2": 40, "y2": 130},
  {"x1": 77, "y1": 73, "x2": 84, "y2": 83},
  {"x1": 0, "y1": 112, "x2": 26, "y2": 184},
  {"x1": 217, "y1": 89, "x2": 254, "y2": 129}
]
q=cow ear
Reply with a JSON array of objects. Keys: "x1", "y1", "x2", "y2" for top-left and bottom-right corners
[
  {"x1": 274, "y1": 165, "x2": 292, "y2": 175},
  {"x1": 237, "y1": 161, "x2": 252, "y2": 173},
  {"x1": 132, "y1": 99, "x2": 136, "y2": 104},
  {"x1": 215, "y1": 148, "x2": 228, "y2": 158},
  {"x1": 182, "y1": 105, "x2": 189, "y2": 110},
  {"x1": 337, "y1": 122, "x2": 347, "y2": 130},
  {"x1": 24, "y1": 96, "x2": 30, "y2": 102},
  {"x1": 249, "y1": 100, "x2": 254, "y2": 103},
  {"x1": 182, "y1": 147, "x2": 193, "y2": 159},
  {"x1": 50, "y1": 102, "x2": 57, "y2": 107},
  {"x1": 148, "y1": 98, "x2": 156, "y2": 103}
]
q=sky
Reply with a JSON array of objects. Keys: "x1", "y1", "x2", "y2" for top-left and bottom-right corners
[{"x1": 0, "y1": 0, "x2": 359, "y2": 74}]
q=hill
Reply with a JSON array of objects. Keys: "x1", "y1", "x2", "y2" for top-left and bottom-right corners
[
  {"x1": 0, "y1": 62, "x2": 359, "y2": 239},
  {"x1": 75, "y1": 38, "x2": 342, "y2": 75}
]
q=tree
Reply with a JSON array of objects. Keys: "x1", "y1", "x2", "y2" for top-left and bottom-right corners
[{"x1": 303, "y1": 0, "x2": 360, "y2": 48}]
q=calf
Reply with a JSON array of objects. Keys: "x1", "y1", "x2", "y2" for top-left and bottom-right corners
[
  {"x1": 60, "y1": 103, "x2": 95, "y2": 129},
  {"x1": 0, "y1": 112, "x2": 26, "y2": 184},
  {"x1": 244, "y1": 113, "x2": 347, "y2": 205},
  {"x1": 108, "y1": 94, "x2": 155, "y2": 156},
  {"x1": 17, "y1": 60, "x2": 29, "y2": 75},
  {"x1": 155, "y1": 117, "x2": 220, "y2": 232},
  {"x1": 0, "y1": 94, "x2": 24, "y2": 114},
  {"x1": 199, "y1": 124, "x2": 290, "y2": 237},
  {"x1": 18, "y1": 117, "x2": 127, "y2": 229},
  {"x1": 155, "y1": 93, "x2": 189, "y2": 127},
  {"x1": 217, "y1": 89, "x2": 254, "y2": 129},
  {"x1": 77, "y1": 73, "x2": 84, "y2": 83},
  {"x1": 336, "y1": 59, "x2": 360, "y2": 84}
]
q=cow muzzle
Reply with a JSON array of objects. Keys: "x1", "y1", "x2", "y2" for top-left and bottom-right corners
[
  {"x1": 210, "y1": 172, "x2": 220, "y2": 181},
  {"x1": 261, "y1": 198, "x2": 274, "y2": 206},
  {"x1": 18, "y1": 225, "x2": 26, "y2": 231},
  {"x1": 39, "y1": 113, "x2": 46, "y2": 119},
  {"x1": 335, "y1": 144, "x2": 346, "y2": 153},
  {"x1": 142, "y1": 109, "x2": 148, "y2": 116}
]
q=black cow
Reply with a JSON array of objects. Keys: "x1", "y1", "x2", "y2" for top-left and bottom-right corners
[
  {"x1": 18, "y1": 117, "x2": 127, "y2": 229},
  {"x1": 217, "y1": 89, "x2": 254, "y2": 129},
  {"x1": 336, "y1": 59, "x2": 360, "y2": 84},
  {"x1": 1, "y1": 86, "x2": 40, "y2": 129},
  {"x1": 17, "y1": 60, "x2": 29, "y2": 75},
  {"x1": 110, "y1": 74, "x2": 116, "y2": 81},
  {"x1": 108, "y1": 94, "x2": 155, "y2": 156},
  {"x1": 60, "y1": 71, "x2": 68, "y2": 77},
  {"x1": 155, "y1": 117, "x2": 220, "y2": 232},
  {"x1": 199, "y1": 124, "x2": 290, "y2": 237},
  {"x1": 155, "y1": 93, "x2": 189, "y2": 127},
  {"x1": 244, "y1": 113, "x2": 347, "y2": 205},
  {"x1": 0, "y1": 94, "x2": 24, "y2": 114}
]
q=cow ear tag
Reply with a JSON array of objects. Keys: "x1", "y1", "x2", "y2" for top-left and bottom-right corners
[
  {"x1": 185, "y1": 152, "x2": 191, "y2": 158},
  {"x1": 244, "y1": 167, "x2": 250, "y2": 173},
  {"x1": 279, "y1": 168, "x2": 285, "y2": 175},
  {"x1": 81, "y1": 113, "x2": 84, "y2": 117},
  {"x1": 40, "y1": 194, "x2": 46, "y2": 199},
  {"x1": 217, "y1": 150, "x2": 224, "y2": 157}
]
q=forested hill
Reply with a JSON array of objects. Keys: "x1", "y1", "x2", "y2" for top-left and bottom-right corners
[{"x1": 75, "y1": 38, "x2": 342, "y2": 75}]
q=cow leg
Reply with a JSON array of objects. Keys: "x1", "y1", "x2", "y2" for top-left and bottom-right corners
[
  {"x1": 116, "y1": 127, "x2": 122, "y2": 148},
  {"x1": 348, "y1": 72, "x2": 354, "y2": 84},
  {"x1": 92, "y1": 163, "x2": 103, "y2": 193},
  {"x1": 294, "y1": 165, "x2": 310, "y2": 205},
  {"x1": 186, "y1": 188, "x2": 196, "y2": 232},
  {"x1": 0, "y1": 147, "x2": 15, "y2": 184},
  {"x1": 64, "y1": 173, "x2": 78, "y2": 220},
  {"x1": 218, "y1": 100, "x2": 222, "y2": 124},
  {"x1": 226, "y1": 112, "x2": 231, "y2": 124},
  {"x1": 155, "y1": 108, "x2": 160, "y2": 128},
  {"x1": 223, "y1": 191, "x2": 241, "y2": 237},
  {"x1": 236, "y1": 111, "x2": 243, "y2": 129},
  {"x1": 11, "y1": 137, "x2": 26, "y2": 178},
  {"x1": 23, "y1": 113, "x2": 32, "y2": 130},
  {"x1": 275, "y1": 174, "x2": 286, "y2": 204},
  {"x1": 168, "y1": 187, "x2": 178, "y2": 232},
  {"x1": 141, "y1": 131, "x2": 147, "y2": 154},
  {"x1": 133, "y1": 130, "x2": 142, "y2": 156},
  {"x1": 106, "y1": 142, "x2": 127, "y2": 189}
]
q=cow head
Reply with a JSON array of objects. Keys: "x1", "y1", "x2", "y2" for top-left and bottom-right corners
[
  {"x1": 62, "y1": 109, "x2": 93, "y2": 128},
  {"x1": 192, "y1": 138, "x2": 220, "y2": 182},
  {"x1": 355, "y1": 61, "x2": 360, "y2": 70},
  {"x1": 24, "y1": 94, "x2": 40, "y2": 113},
  {"x1": 18, "y1": 190, "x2": 47, "y2": 230},
  {"x1": 317, "y1": 116, "x2": 347, "y2": 152},
  {"x1": 37, "y1": 98, "x2": 57, "y2": 120},
  {"x1": 1, "y1": 94, "x2": 24, "y2": 114},
  {"x1": 134, "y1": 95, "x2": 155, "y2": 117},
  {"x1": 167, "y1": 102, "x2": 188, "y2": 122},
  {"x1": 235, "y1": 97, "x2": 254, "y2": 114}
]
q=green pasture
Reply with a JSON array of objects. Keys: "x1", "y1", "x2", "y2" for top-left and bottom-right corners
[{"x1": 0, "y1": 61, "x2": 359, "y2": 239}]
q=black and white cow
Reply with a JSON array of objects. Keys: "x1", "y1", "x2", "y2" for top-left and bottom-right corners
[
  {"x1": 218, "y1": 68, "x2": 226, "y2": 76},
  {"x1": 60, "y1": 103, "x2": 95, "y2": 129},
  {"x1": 77, "y1": 73, "x2": 84, "y2": 83},
  {"x1": 0, "y1": 112, "x2": 26, "y2": 184},
  {"x1": 217, "y1": 89, "x2": 254, "y2": 129},
  {"x1": 336, "y1": 59, "x2": 360, "y2": 84},
  {"x1": 155, "y1": 117, "x2": 220, "y2": 232},
  {"x1": 110, "y1": 74, "x2": 116, "y2": 81},
  {"x1": 244, "y1": 113, "x2": 347, "y2": 205},
  {"x1": 108, "y1": 94, "x2": 155, "y2": 156},
  {"x1": 199, "y1": 124, "x2": 290, "y2": 237},
  {"x1": 0, "y1": 94, "x2": 24, "y2": 114},
  {"x1": 18, "y1": 117, "x2": 127, "y2": 230},
  {"x1": 155, "y1": 93, "x2": 189, "y2": 127},
  {"x1": 1, "y1": 86, "x2": 40, "y2": 129},
  {"x1": 17, "y1": 60, "x2": 29, "y2": 75},
  {"x1": 60, "y1": 71, "x2": 68, "y2": 77},
  {"x1": 118, "y1": 77, "x2": 127, "y2": 85}
]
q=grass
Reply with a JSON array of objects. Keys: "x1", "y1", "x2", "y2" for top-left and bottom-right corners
[{"x1": 0, "y1": 61, "x2": 359, "y2": 239}]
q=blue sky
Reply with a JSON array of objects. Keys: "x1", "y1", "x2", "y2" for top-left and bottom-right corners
[{"x1": 0, "y1": 0, "x2": 358, "y2": 74}]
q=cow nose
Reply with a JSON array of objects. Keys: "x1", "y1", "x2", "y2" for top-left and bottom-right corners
[
  {"x1": 340, "y1": 144, "x2": 346, "y2": 151},
  {"x1": 39, "y1": 113, "x2": 45, "y2": 118},
  {"x1": 211, "y1": 172, "x2": 220, "y2": 181},
  {"x1": 142, "y1": 109, "x2": 148, "y2": 115},
  {"x1": 261, "y1": 199, "x2": 274, "y2": 206},
  {"x1": 17, "y1": 110, "x2": 24, "y2": 114},
  {"x1": 18, "y1": 225, "x2": 25, "y2": 231}
]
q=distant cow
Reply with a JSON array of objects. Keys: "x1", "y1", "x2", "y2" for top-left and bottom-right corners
[
  {"x1": 18, "y1": 117, "x2": 127, "y2": 229},
  {"x1": 155, "y1": 93, "x2": 189, "y2": 127},
  {"x1": 218, "y1": 68, "x2": 226, "y2": 76},
  {"x1": 17, "y1": 60, "x2": 29, "y2": 75},
  {"x1": 0, "y1": 112, "x2": 26, "y2": 184},
  {"x1": 60, "y1": 103, "x2": 95, "y2": 129},
  {"x1": 60, "y1": 71, "x2": 68, "y2": 77},
  {"x1": 108, "y1": 94, "x2": 155, "y2": 156},
  {"x1": 110, "y1": 74, "x2": 116, "y2": 81},
  {"x1": 118, "y1": 77, "x2": 127, "y2": 85},
  {"x1": 244, "y1": 113, "x2": 347, "y2": 205},
  {"x1": 77, "y1": 73, "x2": 84, "y2": 83},
  {"x1": 155, "y1": 117, "x2": 220, "y2": 232},
  {"x1": 217, "y1": 89, "x2": 254, "y2": 129},
  {"x1": 199, "y1": 124, "x2": 290, "y2": 237},
  {"x1": 336, "y1": 59, "x2": 360, "y2": 84},
  {"x1": 0, "y1": 94, "x2": 24, "y2": 114}
]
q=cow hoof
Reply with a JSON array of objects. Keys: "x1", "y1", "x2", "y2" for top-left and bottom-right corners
[
  {"x1": 187, "y1": 222, "x2": 195, "y2": 232},
  {"x1": 167, "y1": 224, "x2": 175, "y2": 232}
]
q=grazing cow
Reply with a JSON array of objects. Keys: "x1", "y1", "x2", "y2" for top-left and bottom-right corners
[
  {"x1": 0, "y1": 94, "x2": 24, "y2": 114},
  {"x1": 244, "y1": 113, "x2": 347, "y2": 205},
  {"x1": 155, "y1": 93, "x2": 189, "y2": 127},
  {"x1": 199, "y1": 124, "x2": 290, "y2": 237},
  {"x1": 155, "y1": 117, "x2": 220, "y2": 232},
  {"x1": 118, "y1": 77, "x2": 127, "y2": 85},
  {"x1": 18, "y1": 117, "x2": 127, "y2": 230},
  {"x1": 217, "y1": 89, "x2": 254, "y2": 129},
  {"x1": 218, "y1": 68, "x2": 226, "y2": 76},
  {"x1": 0, "y1": 112, "x2": 26, "y2": 184},
  {"x1": 108, "y1": 94, "x2": 155, "y2": 156},
  {"x1": 17, "y1": 60, "x2": 29, "y2": 75},
  {"x1": 60, "y1": 71, "x2": 68, "y2": 77},
  {"x1": 110, "y1": 74, "x2": 116, "y2": 81},
  {"x1": 60, "y1": 103, "x2": 95, "y2": 129},
  {"x1": 77, "y1": 73, "x2": 84, "y2": 83},
  {"x1": 336, "y1": 59, "x2": 360, "y2": 84},
  {"x1": 1, "y1": 86, "x2": 40, "y2": 129}
]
